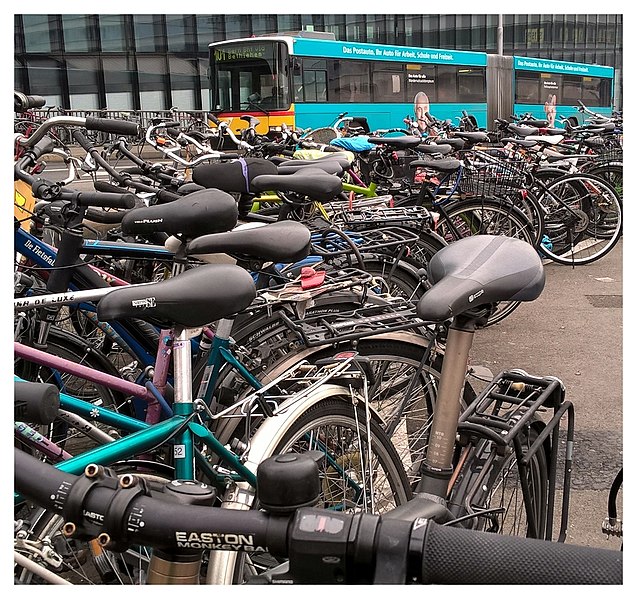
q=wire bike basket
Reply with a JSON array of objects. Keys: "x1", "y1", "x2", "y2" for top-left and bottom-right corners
[{"x1": 459, "y1": 150, "x2": 528, "y2": 199}]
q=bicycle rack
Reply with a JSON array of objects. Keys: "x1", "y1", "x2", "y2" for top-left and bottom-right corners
[
  {"x1": 455, "y1": 369, "x2": 574, "y2": 542},
  {"x1": 278, "y1": 298, "x2": 433, "y2": 347}
]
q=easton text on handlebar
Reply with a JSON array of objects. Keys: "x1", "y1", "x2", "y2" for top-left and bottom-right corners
[{"x1": 14, "y1": 448, "x2": 622, "y2": 585}]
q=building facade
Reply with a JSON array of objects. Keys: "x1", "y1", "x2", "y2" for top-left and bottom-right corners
[{"x1": 14, "y1": 14, "x2": 623, "y2": 112}]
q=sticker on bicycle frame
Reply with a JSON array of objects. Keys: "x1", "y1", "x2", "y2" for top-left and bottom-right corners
[{"x1": 174, "y1": 445, "x2": 186, "y2": 458}]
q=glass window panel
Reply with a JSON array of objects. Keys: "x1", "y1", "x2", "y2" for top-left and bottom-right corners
[
  {"x1": 458, "y1": 67, "x2": 486, "y2": 102},
  {"x1": 561, "y1": 75, "x2": 581, "y2": 104},
  {"x1": 470, "y1": 15, "x2": 486, "y2": 49},
  {"x1": 105, "y1": 91, "x2": 133, "y2": 111},
  {"x1": 67, "y1": 57, "x2": 99, "y2": 94},
  {"x1": 344, "y1": 15, "x2": 365, "y2": 41},
  {"x1": 62, "y1": 15, "x2": 94, "y2": 52},
  {"x1": 327, "y1": 60, "x2": 370, "y2": 103},
  {"x1": 23, "y1": 15, "x2": 53, "y2": 53},
  {"x1": 170, "y1": 88, "x2": 196, "y2": 110},
  {"x1": 372, "y1": 67, "x2": 405, "y2": 103},
  {"x1": 515, "y1": 71, "x2": 540, "y2": 104},
  {"x1": 166, "y1": 15, "x2": 188, "y2": 52},
  {"x1": 139, "y1": 90, "x2": 164, "y2": 111},
  {"x1": 137, "y1": 56, "x2": 167, "y2": 110},
  {"x1": 26, "y1": 57, "x2": 64, "y2": 102},
  {"x1": 15, "y1": 58, "x2": 27, "y2": 95},
  {"x1": 540, "y1": 72, "x2": 562, "y2": 106},
  {"x1": 69, "y1": 93, "x2": 99, "y2": 110},
  {"x1": 406, "y1": 64, "x2": 436, "y2": 102},
  {"x1": 198, "y1": 58, "x2": 210, "y2": 109},
  {"x1": 134, "y1": 15, "x2": 162, "y2": 52},
  {"x1": 103, "y1": 56, "x2": 136, "y2": 110},
  {"x1": 251, "y1": 15, "x2": 276, "y2": 36},
  {"x1": 196, "y1": 15, "x2": 225, "y2": 51},
  {"x1": 169, "y1": 57, "x2": 198, "y2": 109},
  {"x1": 436, "y1": 66, "x2": 458, "y2": 103},
  {"x1": 276, "y1": 15, "x2": 301, "y2": 33},
  {"x1": 99, "y1": 15, "x2": 127, "y2": 52},
  {"x1": 224, "y1": 16, "x2": 251, "y2": 40}
]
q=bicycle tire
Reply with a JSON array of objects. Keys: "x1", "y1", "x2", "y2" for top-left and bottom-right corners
[
  {"x1": 580, "y1": 161, "x2": 623, "y2": 200},
  {"x1": 207, "y1": 395, "x2": 412, "y2": 584},
  {"x1": 262, "y1": 335, "x2": 478, "y2": 488},
  {"x1": 14, "y1": 327, "x2": 130, "y2": 456},
  {"x1": 538, "y1": 173, "x2": 622, "y2": 265},
  {"x1": 438, "y1": 197, "x2": 537, "y2": 247},
  {"x1": 435, "y1": 198, "x2": 536, "y2": 325},
  {"x1": 305, "y1": 126, "x2": 340, "y2": 146},
  {"x1": 447, "y1": 423, "x2": 550, "y2": 539}
]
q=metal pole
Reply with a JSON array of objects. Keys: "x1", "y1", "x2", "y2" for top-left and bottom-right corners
[{"x1": 498, "y1": 14, "x2": 503, "y2": 55}]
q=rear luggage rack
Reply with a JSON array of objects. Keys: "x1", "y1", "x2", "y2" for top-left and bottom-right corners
[
  {"x1": 279, "y1": 297, "x2": 433, "y2": 347},
  {"x1": 456, "y1": 369, "x2": 574, "y2": 542}
]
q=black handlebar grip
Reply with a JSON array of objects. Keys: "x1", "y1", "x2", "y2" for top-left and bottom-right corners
[
  {"x1": 84, "y1": 207, "x2": 128, "y2": 225},
  {"x1": 58, "y1": 188, "x2": 136, "y2": 209},
  {"x1": 93, "y1": 180, "x2": 130, "y2": 194},
  {"x1": 420, "y1": 521, "x2": 622, "y2": 585},
  {"x1": 155, "y1": 188, "x2": 181, "y2": 204},
  {"x1": 14, "y1": 381, "x2": 60, "y2": 425},
  {"x1": 14, "y1": 91, "x2": 46, "y2": 113},
  {"x1": 207, "y1": 112, "x2": 221, "y2": 125},
  {"x1": 162, "y1": 121, "x2": 182, "y2": 129},
  {"x1": 84, "y1": 116, "x2": 140, "y2": 137},
  {"x1": 71, "y1": 129, "x2": 96, "y2": 151},
  {"x1": 28, "y1": 136, "x2": 56, "y2": 161}
]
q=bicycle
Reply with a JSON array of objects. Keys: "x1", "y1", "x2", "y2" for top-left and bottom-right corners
[
  {"x1": 14, "y1": 265, "x2": 412, "y2": 584},
  {"x1": 13, "y1": 436, "x2": 622, "y2": 584}
]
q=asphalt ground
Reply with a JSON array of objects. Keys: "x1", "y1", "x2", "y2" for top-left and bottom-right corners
[{"x1": 470, "y1": 238, "x2": 623, "y2": 551}]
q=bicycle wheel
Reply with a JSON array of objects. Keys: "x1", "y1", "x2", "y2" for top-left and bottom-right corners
[
  {"x1": 362, "y1": 256, "x2": 425, "y2": 300},
  {"x1": 14, "y1": 327, "x2": 130, "y2": 456},
  {"x1": 447, "y1": 423, "x2": 549, "y2": 538},
  {"x1": 436, "y1": 198, "x2": 536, "y2": 325},
  {"x1": 265, "y1": 336, "x2": 477, "y2": 488},
  {"x1": 304, "y1": 126, "x2": 339, "y2": 145},
  {"x1": 438, "y1": 197, "x2": 537, "y2": 247},
  {"x1": 581, "y1": 161, "x2": 623, "y2": 200},
  {"x1": 538, "y1": 173, "x2": 622, "y2": 265},
  {"x1": 208, "y1": 395, "x2": 412, "y2": 583}
]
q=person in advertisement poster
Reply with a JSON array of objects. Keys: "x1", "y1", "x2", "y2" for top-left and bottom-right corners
[
  {"x1": 414, "y1": 91, "x2": 436, "y2": 136},
  {"x1": 544, "y1": 93, "x2": 557, "y2": 127}
]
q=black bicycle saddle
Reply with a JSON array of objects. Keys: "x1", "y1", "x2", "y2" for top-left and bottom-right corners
[
  {"x1": 417, "y1": 235, "x2": 545, "y2": 322},
  {"x1": 97, "y1": 264, "x2": 256, "y2": 328}
]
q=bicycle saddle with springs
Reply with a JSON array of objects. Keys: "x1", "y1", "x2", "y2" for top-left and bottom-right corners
[{"x1": 417, "y1": 235, "x2": 545, "y2": 323}]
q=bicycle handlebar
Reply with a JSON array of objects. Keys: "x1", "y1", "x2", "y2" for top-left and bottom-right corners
[
  {"x1": 14, "y1": 448, "x2": 622, "y2": 585},
  {"x1": 14, "y1": 91, "x2": 46, "y2": 113},
  {"x1": 16, "y1": 115, "x2": 139, "y2": 149}
]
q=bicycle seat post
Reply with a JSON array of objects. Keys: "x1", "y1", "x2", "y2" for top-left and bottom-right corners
[
  {"x1": 415, "y1": 313, "x2": 478, "y2": 498},
  {"x1": 172, "y1": 324, "x2": 197, "y2": 479}
]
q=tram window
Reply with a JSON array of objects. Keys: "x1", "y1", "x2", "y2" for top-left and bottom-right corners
[
  {"x1": 515, "y1": 71, "x2": 540, "y2": 104},
  {"x1": 372, "y1": 68, "x2": 405, "y2": 102},
  {"x1": 561, "y1": 75, "x2": 582, "y2": 104},
  {"x1": 436, "y1": 66, "x2": 457, "y2": 103},
  {"x1": 457, "y1": 67, "x2": 486, "y2": 102}
]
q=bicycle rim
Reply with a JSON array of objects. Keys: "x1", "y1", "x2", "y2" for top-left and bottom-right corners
[{"x1": 539, "y1": 174, "x2": 622, "y2": 265}]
